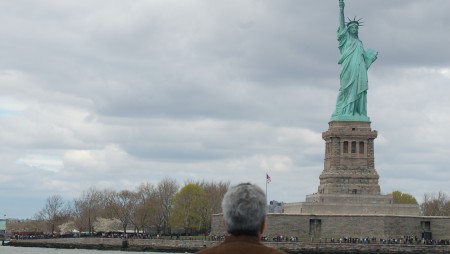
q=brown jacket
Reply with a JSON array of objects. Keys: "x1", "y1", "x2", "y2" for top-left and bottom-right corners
[{"x1": 197, "y1": 235, "x2": 286, "y2": 254}]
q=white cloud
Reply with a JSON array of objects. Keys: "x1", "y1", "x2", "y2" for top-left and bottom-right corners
[
  {"x1": 16, "y1": 154, "x2": 63, "y2": 173},
  {"x1": 63, "y1": 144, "x2": 128, "y2": 172}
]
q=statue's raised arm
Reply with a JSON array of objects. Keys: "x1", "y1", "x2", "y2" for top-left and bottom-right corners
[
  {"x1": 339, "y1": 0, "x2": 345, "y2": 29},
  {"x1": 331, "y1": 0, "x2": 378, "y2": 122}
]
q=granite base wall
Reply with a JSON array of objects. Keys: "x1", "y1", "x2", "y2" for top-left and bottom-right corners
[
  {"x1": 282, "y1": 202, "x2": 420, "y2": 216},
  {"x1": 211, "y1": 214, "x2": 450, "y2": 240}
]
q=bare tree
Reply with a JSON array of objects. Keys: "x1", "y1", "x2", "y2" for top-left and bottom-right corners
[
  {"x1": 156, "y1": 177, "x2": 179, "y2": 234},
  {"x1": 131, "y1": 182, "x2": 158, "y2": 233},
  {"x1": 36, "y1": 195, "x2": 68, "y2": 235},
  {"x1": 107, "y1": 190, "x2": 139, "y2": 234},
  {"x1": 198, "y1": 180, "x2": 230, "y2": 233},
  {"x1": 99, "y1": 189, "x2": 116, "y2": 219},
  {"x1": 72, "y1": 187, "x2": 103, "y2": 235},
  {"x1": 72, "y1": 197, "x2": 88, "y2": 234},
  {"x1": 421, "y1": 191, "x2": 450, "y2": 216},
  {"x1": 30, "y1": 179, "x2": 229, "y2": 236},
  {"x1": 203, "y1": 181, "x2": 230, "y2": 213}
]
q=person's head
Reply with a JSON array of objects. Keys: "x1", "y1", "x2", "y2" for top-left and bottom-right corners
[{"x1": 221, "y1": 183, "x2": 267, "y2": 236}]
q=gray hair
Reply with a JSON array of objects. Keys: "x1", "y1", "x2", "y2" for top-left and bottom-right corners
[{"x1": 221, "y1": 183, "x2": 267, "y2": 236}]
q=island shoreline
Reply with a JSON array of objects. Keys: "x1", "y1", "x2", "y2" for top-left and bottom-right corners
[{"x1": 7, "y1": 238, "x2": 450, "y2": 253}]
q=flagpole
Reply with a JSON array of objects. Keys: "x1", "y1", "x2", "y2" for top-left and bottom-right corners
[
  {"x1": 266, "y1": 174, "x2": 268, "y2": 200},
  {"x1": 265, "y1": 173, "x2": 269, "y2": 204}
]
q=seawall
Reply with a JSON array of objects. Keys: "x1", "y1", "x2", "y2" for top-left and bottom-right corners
[
  {"x1": 211, "y1": 213, "x2": 450, "y2": 240},
  {"x1": 9, "y1": 238, "x2": 450, "y2": 253}
]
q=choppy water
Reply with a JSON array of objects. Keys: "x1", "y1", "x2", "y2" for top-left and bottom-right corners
[{"x1": 0, "y1": 246, "x2": 187, "y2": 254}]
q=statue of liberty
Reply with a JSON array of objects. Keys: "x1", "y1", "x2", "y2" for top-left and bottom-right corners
[{"x1": 331, "y1": 0, "x2": 378, "y2": 122}]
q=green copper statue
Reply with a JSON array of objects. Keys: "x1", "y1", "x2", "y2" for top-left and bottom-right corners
[{"x1": 331, "y1": 0, "x2": 378, "y2": 122}]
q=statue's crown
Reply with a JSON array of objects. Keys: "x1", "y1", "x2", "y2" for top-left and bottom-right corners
[{"x1": 346, "y1": 17, "x2": 363, "y2": 27}]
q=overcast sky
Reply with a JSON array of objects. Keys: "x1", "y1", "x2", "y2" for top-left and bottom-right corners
[{"x1": 1, "y1": 0, "x2": 450, "y2": 219}]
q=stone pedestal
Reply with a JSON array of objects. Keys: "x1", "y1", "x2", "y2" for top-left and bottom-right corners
[
  {"x1": 320, "y1": 121, "x2": 380, "y2": 195},
  {"x1": 283, "y1": 121, "x2": 419, "y2": 216}
]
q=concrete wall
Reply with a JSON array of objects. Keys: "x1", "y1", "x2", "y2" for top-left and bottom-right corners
[{"x1": 211, "y1": 214, "x2": 450, "y2": 240}]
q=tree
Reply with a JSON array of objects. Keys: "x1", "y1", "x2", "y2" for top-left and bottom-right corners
[
  {"x1": 72, "y1": 197, "x2": 88, "y2": 234},
  {"x1": 420, "y1": 191, "x2": 450, "y2": 216},
  {"x1": 131, "y1": 182, "x2": 158, "y2": 233},
  {"x1": 36, "y1": 195, "x2": 69, "y2": 235},
  {"x1": 94, "y1": 217, "x2": 122, "y2": 233},
  {"x1": 391, "y1": 190, "x2": 418, "y2": 204},
  {"x1": 98, "y1": 189, "x2": 116, "y2": 219},
  {"x1": 71, "y1": 187, "x2": 103, "y2": 235},
  {"x1": 198, "y1": 180, "x2": 230, "y2": 233},
  {"x1": 59, "y1": 221, "x2": 76, "y2": 235},
  {"x1": 107, "y1": 190, "x2": 139, "y2": 234},
  {"x1": 170, "y1": 183, "x2": 208, "y2": 235},
  {"x1": 156, "y1": 177, "x2": 179, "y2": 234}
]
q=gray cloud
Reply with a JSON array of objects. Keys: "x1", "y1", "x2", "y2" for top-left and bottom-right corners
[{"x1": 1, "y1": 0, "x2": 450, "y2": 218}]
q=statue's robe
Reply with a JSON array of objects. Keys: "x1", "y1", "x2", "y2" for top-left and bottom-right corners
[{"x1": 332, "y1": 26, "x2": 377, "y2": 121}]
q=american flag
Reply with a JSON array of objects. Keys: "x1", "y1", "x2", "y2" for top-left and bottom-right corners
[{"x1": 266, "y1": 173, "x2": 271, "y2": 184}]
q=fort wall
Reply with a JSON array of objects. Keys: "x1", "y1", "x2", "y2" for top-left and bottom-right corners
[{"x1": 211, "y1": 213, "x2": 450, "y2": 240}]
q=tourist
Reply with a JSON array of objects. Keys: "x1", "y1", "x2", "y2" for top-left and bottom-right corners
[{"x1": 197, "y1": 183, "x2": 286, "y2": 254}]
